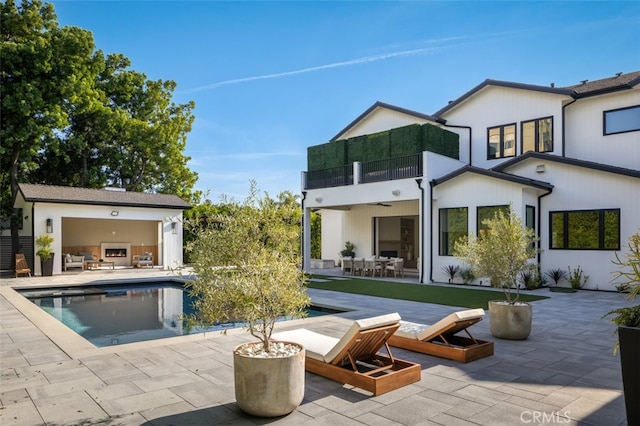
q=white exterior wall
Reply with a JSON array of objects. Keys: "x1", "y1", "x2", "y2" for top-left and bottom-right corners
[
  {"x1": 20, "y1": 199, "x2": 184, "y2": 275},
  {"x1": 320, "y1": 210, "x2": 344, "y2": 262},
  {"x1": 431, "y1": 173, "x2": 541, "y2": 284},
  {"x1": 440, "y1": 86, "x2": 570, "y2": 169},
  {"x1": 503, "y1": 159, "x2": 640, "y2": 291},
  {"x1": 337, "y1": 108, "x2": 433, "y2": 140},
  {"x1": 564, "y1": 90, "x2": 640, "y2": 170}
]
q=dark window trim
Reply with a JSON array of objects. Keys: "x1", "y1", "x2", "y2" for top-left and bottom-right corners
[
  {"x1": 487, "y1": 123, "x2": 517, "y2": 160},
  {"x1": 603, "y1": 104, "x2": 640, "y2": 136},
  {"x1": 521, "y1": 116, "x2": 554, "y2": 153},
  {"x1": 549, "y1": 208, "x2": 621, "y2": 250},
  {"x1": 438, "y1": 207, "x2": 468, "y2": 256}
]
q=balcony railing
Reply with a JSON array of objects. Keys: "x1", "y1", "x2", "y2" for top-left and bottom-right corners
[
  {"x1": 303, "y1": 153, "x2": 423, "y2": 189},
  {"x1": 304, "y1": 164, "x2": 353, "y2": 189},
  {"x1": 360, "y1": 153, "x2": 423, "y2": 183}
]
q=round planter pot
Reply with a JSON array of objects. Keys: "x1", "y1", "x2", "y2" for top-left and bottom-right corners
[
  {"x1": 488, "y1": 300, "x2": 532, "y2": 340},
  {"x1": 233, "y1": 341, "x2": 305, "y2": 417}
]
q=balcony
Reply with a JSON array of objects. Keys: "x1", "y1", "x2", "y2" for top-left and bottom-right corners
[{"x1": 303, "y1": 153, "x2": 423, "y2": 190}]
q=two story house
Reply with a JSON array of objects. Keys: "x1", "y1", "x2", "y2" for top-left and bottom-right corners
[{"x1": 301, "y1": 71, "x2": 640, "y2": 291}]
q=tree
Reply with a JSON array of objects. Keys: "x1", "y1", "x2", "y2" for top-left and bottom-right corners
[
  {"x1": 454, "y1": 206, "x2": 538, "y2": 303},
  {"x1": 184, "y1": 181, "x2": 310, "y2": 352},
  {"x1": 1, "y1": 0, "x2": 98, "y2": 254}
]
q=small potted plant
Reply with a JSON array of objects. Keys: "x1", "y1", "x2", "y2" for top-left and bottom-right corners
[
  {"x1": 603, "y1": 230, "x2": 640, "y2": 426},
  {"x1": 455, "y1": 206, "x2": 538, "y2": 340},
  {"x1": 35, "y1": 234, "x2": 55, "y2": 276},
  {"x1": 340, "y1": 241, "x2": 355, "y2": 258},
  {"x1": 184, "y1": 182, "x2": 310, "y2": 417}
]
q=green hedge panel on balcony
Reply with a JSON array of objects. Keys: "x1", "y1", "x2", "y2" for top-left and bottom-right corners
[
  {"x1": 307, "y1": 139, "x2": 347, "y2": 170},
  {"x1": 390, "y1": 124, "x2": 422, "y2": 157},
  {"x1": 307, "y1": 123, "x2": 459, "y2": 171}
]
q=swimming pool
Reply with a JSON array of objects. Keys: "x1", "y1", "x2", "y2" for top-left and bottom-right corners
[{"x1": 19, "y1": 281, "x2": 346, "y2": 347}]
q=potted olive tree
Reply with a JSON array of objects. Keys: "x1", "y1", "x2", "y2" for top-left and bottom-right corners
[
  {"x1": 35, "y1": 234, "x2": 55, "y2": 276},
  {"x1": 184, "y1": 182, "x2": 310, "y2": 417},
  {"x1": 603, "y1": 230, "x2": 640, "y2": 426},
  {"x1": 455, "y1": 206, "x2": 537, "y2": 340}
]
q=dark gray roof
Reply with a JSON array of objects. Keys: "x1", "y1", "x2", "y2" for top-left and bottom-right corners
[
  {"x1": 18, "y1": 184, "x2": 192, "y2": 209},
  {"x1": 565, "y1": 70, "x2": 640, "y2": 97},
  {"x1": 492, "y1": 152, "x2": 640, "y2": 178},
  {"x1": 434, "y1": 70, "x2": 640, "y2": 117},
  {"x1": 430, "y1": 165, "x2": 554, "y2": 191},
  {"x1": 330, "y1": 101, "x2": 438, "y2": 142}
]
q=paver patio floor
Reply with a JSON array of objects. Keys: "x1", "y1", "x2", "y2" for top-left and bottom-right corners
[{"x1": 0, "y1": 267, "x2": 630, "y2": 425}]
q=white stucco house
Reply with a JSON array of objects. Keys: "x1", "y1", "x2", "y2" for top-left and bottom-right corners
[
  {"x1": 301, "y1": 70, "x2": 640, "y2": 291},
  {"x1": 7, "y1": 184, "x2": 191, "y2": 275}
]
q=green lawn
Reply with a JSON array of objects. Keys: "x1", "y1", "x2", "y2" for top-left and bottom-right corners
[{"x1": 307, "y1": 275, "x2": 548, "y2": 309}]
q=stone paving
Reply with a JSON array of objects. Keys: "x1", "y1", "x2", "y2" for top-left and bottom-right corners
[{"x1": 0, "y1": 267, "x2": 631, "y2": 425}]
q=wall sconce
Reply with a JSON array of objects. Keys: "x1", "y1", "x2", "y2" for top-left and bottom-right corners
[
  {"x1": 315, "y1": 196, "x2": 323, "y2": 203},
  {"x1": 46, "y1": 218, "x2": 53, "y2": 233},
  {"x1": 171, "y1": 222, "x2": 177, "y2": 234},
  {"x1": 535, "y1": 164, "x2": 546, "y2": 174},
  {"x1": 392, "y1": 189, "x2": 401, "y2": 196},
  {"x1": 111, "y1": 210, "x2": 119, "y2": 216}
]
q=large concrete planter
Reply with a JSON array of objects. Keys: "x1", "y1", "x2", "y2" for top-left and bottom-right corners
[
  {"x1": 40, "y1": 254, "x2": 54, "y2": 277},
  {"x1": 233, "y1": 341, "x2": 305, "y2": 417},
  {"x1": 488, "y1": 300, "x2": 532, "y2": 340},
  {"x1": 619, "y1": 326, "x2": 640, "y2": 426}
]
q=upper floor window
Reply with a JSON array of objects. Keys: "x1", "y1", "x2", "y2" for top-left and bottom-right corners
[
  {"x1": 522, "y1": 117, "x2": 553, "y2": 153},
  {"x1": 487, "y1": 124, "x2": 516, "y2": 159},
  {"x1": 604, "y1": 105, "x2": 640, "y2": 135},
  {"x1": 439, "y1": 207, "x2": 468, "y2": 256},
  {"x1": 550, "y1": 208, "x2": 620, "y2": 250}
]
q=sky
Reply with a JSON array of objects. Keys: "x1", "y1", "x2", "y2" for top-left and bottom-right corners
[{"x1": 49, "y1": 1, "x2": 640, "y2": 202}]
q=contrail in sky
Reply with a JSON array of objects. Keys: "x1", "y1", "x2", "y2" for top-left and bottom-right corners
[{"x1": 182, "y1": 45, "x2": 444, "y2": 94}]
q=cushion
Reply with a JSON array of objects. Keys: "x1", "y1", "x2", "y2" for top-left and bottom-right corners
[
  {"x1": 394, "y1": 309, "x2": 485, "y2": 341},
  {"x1": 273, "y1": 312, "x2": 401, "y2": 363}
]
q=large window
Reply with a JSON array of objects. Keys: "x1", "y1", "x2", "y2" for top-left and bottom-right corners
[
  {"x1": 550, "y1": 209, "x2": 620, "y2": 250},
  {"x1": 477, "y1": 205, "x2": 509, "y2": 235},
  {"x1": 604, "y1": 105, "x2": 640, "y2": 135},
  {"x1": 487, "y1": 124, "x2": 516, "y2": 159},
  {"x1": 439, "y1": 207, "x2": 468, "y2": 256},
  {"x1": 522, "y1": 117, "x2": 553, "y2": 153}
]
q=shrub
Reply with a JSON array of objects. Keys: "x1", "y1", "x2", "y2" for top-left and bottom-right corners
[
  {"x1": 567, "y1": 265, "x2": 589, "y2": 289},
  {"x1": 544, "y1": 268, "x2": 567, "y2": 287}
]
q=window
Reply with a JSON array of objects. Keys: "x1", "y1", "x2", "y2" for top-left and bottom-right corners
[
  {"x1": 550, "y1": 209, "x2": 620, "y2": 250},
  {"x1": 522, "y1": 117, "x2": 553, "y2": 153},
  {"x1": 477, "y1": 205, "x2": 509, "y2": 235},
  {"x1": 526, "y1": 205, "x2": 535, "y2": 251},
  {"x1": 439, "y1": 208, "x2": 468, "y2": 256},
  {"x1": 487, "y1": 124, "x2": 516, "y2": 159},
  {"x1": 604, "y1": 105, "x2": 640, "y2": 135}
]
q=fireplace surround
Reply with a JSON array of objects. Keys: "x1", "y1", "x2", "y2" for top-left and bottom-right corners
[{"x1": 100, "y1": 242, "x2": 131, "y2": 267}]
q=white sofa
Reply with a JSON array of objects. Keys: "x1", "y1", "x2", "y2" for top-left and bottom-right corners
[
  {"x1": 64, "y1": 254, "x2": 85, "y2": 271},
  {"x1": 133, "y1": 252, "x2": 154, "y2": 268}
]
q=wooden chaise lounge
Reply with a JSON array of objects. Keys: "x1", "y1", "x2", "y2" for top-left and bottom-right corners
[
  {"x1": 272, "y1": 313, "x2": 421, "y2": 395},
  {"x1": 387, "y1": 308, "x2": 494, "y2": 363}
]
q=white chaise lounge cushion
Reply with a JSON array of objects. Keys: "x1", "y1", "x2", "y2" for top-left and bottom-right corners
[
  {"x1": 273, "y1": 312, "x2": 401, "y2": 363},
  {"x1": 394, "y1": 309, "x2": 485, "y2": 341}
]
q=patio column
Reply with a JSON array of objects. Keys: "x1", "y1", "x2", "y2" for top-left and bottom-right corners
[{"x1": 302, "y1": 204, "x2": 312, "y2": 272}]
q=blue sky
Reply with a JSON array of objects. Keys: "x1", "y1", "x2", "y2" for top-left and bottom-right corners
[{"x1": 50, "y1": 1, "x2": 640, "y2": 201}]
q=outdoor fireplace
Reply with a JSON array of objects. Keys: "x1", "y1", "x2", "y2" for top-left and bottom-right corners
[
  {"x1": 100, "y1": 242, "x2": 132, "y2": 267},
  {"x1": 105, "y1": 248, "x2": 127, "y2": 258}
]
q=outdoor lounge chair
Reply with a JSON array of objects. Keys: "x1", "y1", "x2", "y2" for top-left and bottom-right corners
[
  {"x1": 15, "y1": 253, "x2": 31, "y2": 278},
  {"x1": 272, "y1": 313, "x2": 421, "y2": 395},
  {"x1": 341, "y1": 257, "x2": 353, "y2": 275},
  {"x1": 387, "y1": 308, "x2": 494, "y2": 363}
]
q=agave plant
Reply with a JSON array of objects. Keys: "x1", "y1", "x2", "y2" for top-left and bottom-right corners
[
  {"x1": 544, "y1": 268, "x2": 567, "y2": 287},
  {"x1": 442, "y1": 264, "x2": 460, "y2": 283}
]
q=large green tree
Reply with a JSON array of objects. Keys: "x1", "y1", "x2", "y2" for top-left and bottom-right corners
[
  {"x1": 1, "y1": 0, "x2": 98, "y2": 253},
  {"x1": 1, "y1": 0, "x2": 197, "y2": 258}
]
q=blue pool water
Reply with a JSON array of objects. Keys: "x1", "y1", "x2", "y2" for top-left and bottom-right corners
[{"x1": 19, "y1": 281, "x2": 344, "y2": 347}]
